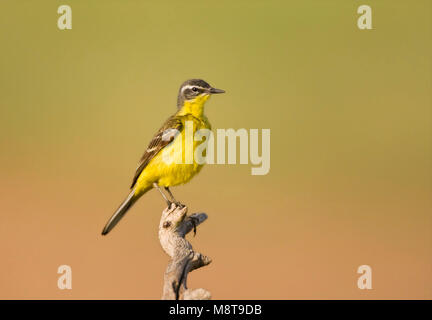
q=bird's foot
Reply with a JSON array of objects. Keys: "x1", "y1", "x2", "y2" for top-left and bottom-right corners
[
  {"x1": 167, "y1": 201, "x2": 185, "y2": 210},
  {"x1": 175, "y1": 201, "x2": 185, "y2": 208}
]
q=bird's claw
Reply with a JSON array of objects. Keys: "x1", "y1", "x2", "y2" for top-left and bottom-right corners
[
  {"x1": 167, "y1": 201, "x2": 185, "y2": 213},
  {"x1": 175, "y1": 201, "x2": 185, "y2": 208}
]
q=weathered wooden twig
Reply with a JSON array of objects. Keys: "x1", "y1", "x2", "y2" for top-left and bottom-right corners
[{"x1": 158, "y1": 204, "x2": 212, "y2": 300}]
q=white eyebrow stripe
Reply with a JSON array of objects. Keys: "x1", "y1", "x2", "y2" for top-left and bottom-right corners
[{"x1": 181, "y1": 85, "x2": 206, "y2": 92}]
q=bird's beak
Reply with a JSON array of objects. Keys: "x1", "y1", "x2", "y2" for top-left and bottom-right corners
[{"x1": 209, "y1": 87, "x2": 225, "y2": 94}]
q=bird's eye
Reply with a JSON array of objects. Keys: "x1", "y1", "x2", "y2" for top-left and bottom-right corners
[{"x1": 192, "y1": 87, "x2": 198, "y2": 92}]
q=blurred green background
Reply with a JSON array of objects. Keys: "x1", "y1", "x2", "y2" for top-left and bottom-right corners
[{"x1": 0, "y1": 0, "x2": 431, "y2": 299}]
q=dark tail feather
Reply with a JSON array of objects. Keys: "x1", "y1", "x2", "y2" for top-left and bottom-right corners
[{"x1": 101, "y1": 190, "x2": 137, "y2": 235}]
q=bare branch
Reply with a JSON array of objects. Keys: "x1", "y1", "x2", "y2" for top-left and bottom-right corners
[{"x1": 158, "y1": 204, "x2": 212, "y2": 300}]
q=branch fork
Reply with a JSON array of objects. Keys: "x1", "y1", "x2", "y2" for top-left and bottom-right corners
[{"x1": 158, "y1": 204, "x2": 212, "y2": 300}]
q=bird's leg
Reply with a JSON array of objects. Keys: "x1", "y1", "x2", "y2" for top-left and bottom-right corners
[
  {"x1": 153, "y1": 183, "x2": 172, "y2": 207},
  {"x1": 165, "y1": 187, "x2": 184, "y2": 208}
]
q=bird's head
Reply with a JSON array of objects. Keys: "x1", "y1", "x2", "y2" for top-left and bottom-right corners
[{"x1": 177, "y1": 79, "x2": 225, "y2": 109}]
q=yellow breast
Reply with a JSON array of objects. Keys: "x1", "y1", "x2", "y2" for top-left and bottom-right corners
[
  {"x1": 134, "y1": 95, "x2": 212, "y2": 193},
  {"x1": 151, "y1": 115, "x2": 210, "y2": 187}
]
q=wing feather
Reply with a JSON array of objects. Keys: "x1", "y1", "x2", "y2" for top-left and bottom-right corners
[{"x1": 130, "y1": 116, "x2": 183, "y2": 188}]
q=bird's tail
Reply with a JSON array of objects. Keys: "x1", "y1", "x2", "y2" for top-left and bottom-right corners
[{"x1": 101, "y1": 189, "x2": 139, "y2": 235}]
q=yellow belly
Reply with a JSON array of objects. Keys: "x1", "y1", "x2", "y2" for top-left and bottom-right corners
[
  {"x1": 145, "y1": 138, "x2": 204, "y2": 187},
  {"x1": 134, "y1": 115, "x2": 210, "y2": 195}
]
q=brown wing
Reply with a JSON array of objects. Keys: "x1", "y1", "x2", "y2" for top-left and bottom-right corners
[{"x1": 130, "y1": 116, "x2": 183, "y2": 189}]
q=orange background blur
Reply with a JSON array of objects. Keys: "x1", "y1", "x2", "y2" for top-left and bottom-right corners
[{"x1": 0, "y1": 1, "x2": 431, "y2": 299}]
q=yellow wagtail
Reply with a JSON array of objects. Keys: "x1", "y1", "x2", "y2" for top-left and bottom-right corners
[{"x1": 101, "y1": 79, "x2": 225, "y2": 235}]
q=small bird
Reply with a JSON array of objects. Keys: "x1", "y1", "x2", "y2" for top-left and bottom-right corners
[{"x1": 101, "y1": 79, "x2": 225, "y2": 235}]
